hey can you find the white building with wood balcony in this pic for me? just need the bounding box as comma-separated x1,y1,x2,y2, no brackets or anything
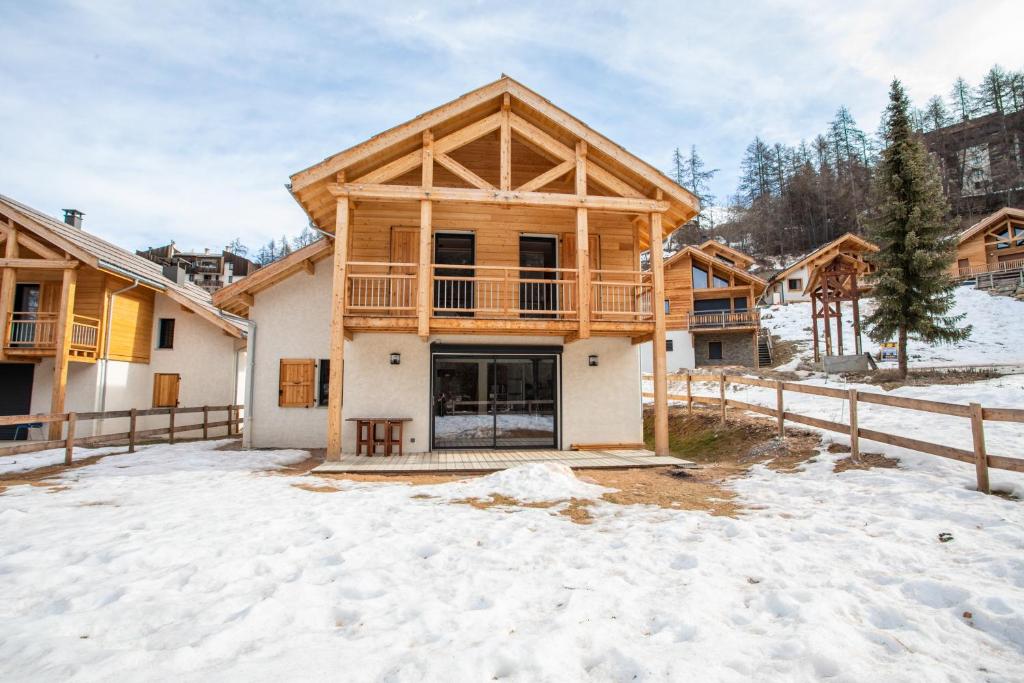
213,77,699,458
0,196,246,441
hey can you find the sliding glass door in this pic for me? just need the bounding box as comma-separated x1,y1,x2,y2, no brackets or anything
432,353,558,449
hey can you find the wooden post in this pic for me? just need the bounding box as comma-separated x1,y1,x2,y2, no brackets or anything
851,272,863,356
128,408,137,453
835,298,844,356
48,267,78,439
418,132,433,338
810,293,820,363
970,402,989,494
719,371,726,424
776,380,785,438
64,412,76,466
0,224,18,362
848,388,859,462
822,290,832,358
202,405,209,440
685,372,692,415
168,407,176,445
500,94,511,191
327,197,351,460
575,141,590,339
228,406,235,436
649,211,669,456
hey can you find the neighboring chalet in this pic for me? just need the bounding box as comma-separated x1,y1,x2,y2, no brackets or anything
136,243,260,293
641,241,766,372
765,233,878,304
213,77,698,458
0,195,246,441
950,207,1024,280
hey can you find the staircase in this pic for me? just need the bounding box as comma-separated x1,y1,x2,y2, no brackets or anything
757,328,773,368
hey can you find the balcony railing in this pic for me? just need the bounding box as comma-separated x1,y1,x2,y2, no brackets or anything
432,264,578,318
955,257,1024,280
4,312,100,359
345,262,418,315
591,269,653,321
687,310,761,330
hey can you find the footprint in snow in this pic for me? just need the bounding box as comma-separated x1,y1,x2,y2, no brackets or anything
670,554,698,570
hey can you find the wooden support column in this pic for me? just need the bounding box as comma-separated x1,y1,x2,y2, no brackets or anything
418,130,434,338
810,293,820,363
0,226,18,361
649,211,669,456
822,290,832,357
835,299,844,355
500,94,511,191
851,273,863,356
48,267,77,440
575,142,591,339
326,197,351,460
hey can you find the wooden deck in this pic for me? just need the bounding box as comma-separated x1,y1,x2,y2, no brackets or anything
312,448,691,474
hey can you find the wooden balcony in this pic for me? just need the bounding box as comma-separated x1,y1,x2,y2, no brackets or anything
4,312,100,360
686,310,760,331
954,257,1024,281
342,262,653,336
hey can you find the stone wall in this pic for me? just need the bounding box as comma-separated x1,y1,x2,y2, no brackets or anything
693,331,756,368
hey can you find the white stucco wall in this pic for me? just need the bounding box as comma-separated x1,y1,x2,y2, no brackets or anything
28,292,241,439
774,265,809,303
639,330,696,374
247,255,645,451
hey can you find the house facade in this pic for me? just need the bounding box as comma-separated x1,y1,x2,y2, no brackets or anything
641,241,765,373
950,207,1024,280
0,196,246,441
213,77,698,457
137,243,260,293
765,233,877,305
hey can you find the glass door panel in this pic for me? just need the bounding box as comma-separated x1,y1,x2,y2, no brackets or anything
519,236,557,318
432,357,492,449
434,233,475,317
494,357,556,448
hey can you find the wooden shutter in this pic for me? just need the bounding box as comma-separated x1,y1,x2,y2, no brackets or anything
389,227,419,310
560,234,600,270
279,359,315,407
152,373,180,408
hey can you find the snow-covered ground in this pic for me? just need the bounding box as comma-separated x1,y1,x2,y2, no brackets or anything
762,285,1024,369
2,439,1024,680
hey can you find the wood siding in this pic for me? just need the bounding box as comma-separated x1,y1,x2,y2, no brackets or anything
107,283,155,362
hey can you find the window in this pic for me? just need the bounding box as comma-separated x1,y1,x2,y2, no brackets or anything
691,265,708,288
152,373,180,408
995,228,1010,249
694,298,731,312
733,297,748,311
279,359,316,407
714,254,735,266
157,319,175,349
666,339,674,352
712,273,730,288
664,299,670,315
787,278,802,291
708,341,723,360
318,359,330,407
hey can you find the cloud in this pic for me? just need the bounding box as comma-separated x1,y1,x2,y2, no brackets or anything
1,0,1020,249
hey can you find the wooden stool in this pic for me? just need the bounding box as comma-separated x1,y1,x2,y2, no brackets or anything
354,419,373,456
384,420,405,456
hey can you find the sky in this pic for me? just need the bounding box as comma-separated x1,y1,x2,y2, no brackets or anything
2,0,1022,253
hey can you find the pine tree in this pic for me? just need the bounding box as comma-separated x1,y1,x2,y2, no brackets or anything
665,146,717,251
923,96,950,131
292,226,318,250
976,65,1009,115
279,235,293,257
864,79,970,378
225,238,248,256
949,77,974,121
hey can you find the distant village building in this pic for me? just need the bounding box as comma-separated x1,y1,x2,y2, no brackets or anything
922,109,1024,224
136,243,259,293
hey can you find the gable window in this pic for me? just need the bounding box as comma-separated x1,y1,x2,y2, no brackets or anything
995,228,1010,249
157,319,175,349
666,339,674,352
787,278,802,291
318,359,330,407
708,341,723,360
691,266,708,289
714,254,735,266
713,273,730,288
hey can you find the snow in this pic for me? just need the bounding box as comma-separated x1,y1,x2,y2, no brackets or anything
761,285,1024,368
435,414,554,439
0,444,126,476
3,437,1024,679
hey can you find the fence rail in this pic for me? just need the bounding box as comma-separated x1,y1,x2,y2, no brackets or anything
0,404,245,465
644,372,1023,494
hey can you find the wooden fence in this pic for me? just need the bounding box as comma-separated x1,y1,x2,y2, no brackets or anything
0,404,245,465
644,372,1024,494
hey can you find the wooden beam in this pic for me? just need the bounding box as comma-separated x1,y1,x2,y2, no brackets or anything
500,94,512,191
15,230,62,259
575,141,590,340
649,211,669,457
351,148,421,185
238,292,255,307
515,159,573,193
300,259,315,275
0,258,78,269
48,268,77,440
0,228,18,361
419,131,434,339
435,152,495,190
422,130,434,189
328,183,670,213
326,198,351,460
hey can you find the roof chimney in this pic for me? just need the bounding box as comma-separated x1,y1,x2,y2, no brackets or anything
63,209,84,228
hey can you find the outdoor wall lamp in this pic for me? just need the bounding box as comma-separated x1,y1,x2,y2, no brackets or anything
588,355,599,367
389,353,401,365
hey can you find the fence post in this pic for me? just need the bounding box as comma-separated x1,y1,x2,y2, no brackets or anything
202,406,209,440
228,406,235,436
128,408,137,453
169,407,176,445
970,402,989,494
64,412,76,466
719,371,726,424
685,373,692,415
848,388,860,463
776,380,785,438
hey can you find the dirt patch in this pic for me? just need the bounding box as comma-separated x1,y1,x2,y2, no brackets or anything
581,467,740,517
849,368,1002,390
450,494,596,524
834,452,900,472
291,482,343,493
0,451,127,494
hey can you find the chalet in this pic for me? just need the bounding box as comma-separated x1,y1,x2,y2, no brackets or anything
213,77,698,458
950,207,1024,280
137,242,260,293
0,195,246,441
641,241,766,372
765,233,878,304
